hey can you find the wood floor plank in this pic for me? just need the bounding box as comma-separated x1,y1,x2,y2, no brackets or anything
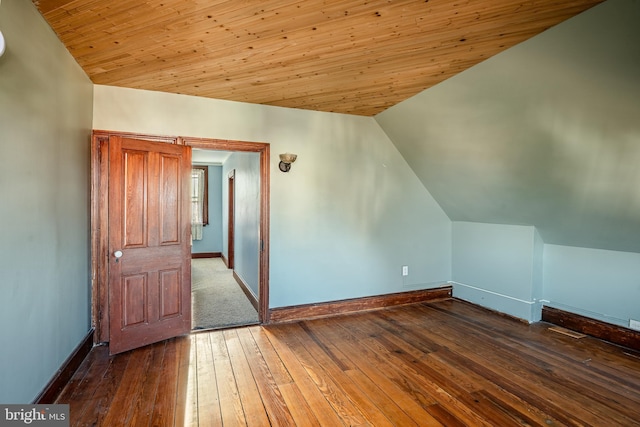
359,337,504,425
127,341,167,427
278,322,377,427
53,344,101,406
181,335,199,427
368,307,567,426
194,333,222,426
100,345,154,426
236,327,296,426
276,382,323,427
54,344,110,423
401,306,591,424
429,300,640,386
326,315,496,427
425,403,471,427
431,302,640,422
246,326,294,386
265,324,346,426
68,349,131,427
414,303,640,426
291,322,395,427
424,350,564,426
149,337,180,427
355,313,483,396
306,317,446,426
248,326,322,426
173,335,197,427
343,369,420,427
223,329,270,426
209,330,247,426
54,299,640,427
407,304,633,426
294,317,420,426
473,388,559,427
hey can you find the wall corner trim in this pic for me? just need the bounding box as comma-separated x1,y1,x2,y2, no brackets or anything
451,281,537,322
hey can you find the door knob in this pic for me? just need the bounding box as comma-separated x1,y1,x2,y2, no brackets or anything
114,250,123,262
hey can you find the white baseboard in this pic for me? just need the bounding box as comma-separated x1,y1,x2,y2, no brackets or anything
450,281,540,323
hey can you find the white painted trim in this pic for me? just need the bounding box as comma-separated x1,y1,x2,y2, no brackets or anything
449,281,535,305
449,281,539,322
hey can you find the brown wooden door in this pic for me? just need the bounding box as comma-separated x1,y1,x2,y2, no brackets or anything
108,136,192,354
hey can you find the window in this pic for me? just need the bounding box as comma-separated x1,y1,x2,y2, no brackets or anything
191,166,208,240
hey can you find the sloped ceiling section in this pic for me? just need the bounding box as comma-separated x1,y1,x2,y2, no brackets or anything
32,0,602,116
376,0,640,253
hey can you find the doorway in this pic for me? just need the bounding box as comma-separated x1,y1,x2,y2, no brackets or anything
190,153,260,331
91,131,271,348
190,256,259,330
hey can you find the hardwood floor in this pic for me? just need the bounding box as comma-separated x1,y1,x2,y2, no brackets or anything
56,299,640,426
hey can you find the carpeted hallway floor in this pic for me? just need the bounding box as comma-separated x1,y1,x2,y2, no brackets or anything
191,258,259,330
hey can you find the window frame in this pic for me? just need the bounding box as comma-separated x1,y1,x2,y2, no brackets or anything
192,165,209,226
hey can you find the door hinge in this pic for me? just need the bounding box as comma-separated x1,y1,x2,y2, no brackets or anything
260,239,264,252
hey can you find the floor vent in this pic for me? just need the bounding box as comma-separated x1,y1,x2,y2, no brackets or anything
548,326,587,339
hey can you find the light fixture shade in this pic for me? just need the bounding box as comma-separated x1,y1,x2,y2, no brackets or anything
279,153,297,164
0,30,5,58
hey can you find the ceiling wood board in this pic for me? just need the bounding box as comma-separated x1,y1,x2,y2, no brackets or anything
33,0,604,116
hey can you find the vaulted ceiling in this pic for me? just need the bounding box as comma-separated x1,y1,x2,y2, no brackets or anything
33,0,603,116
376,0,640,253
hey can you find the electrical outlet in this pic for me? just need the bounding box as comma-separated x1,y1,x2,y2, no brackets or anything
402,266,409,276
629,319,640,331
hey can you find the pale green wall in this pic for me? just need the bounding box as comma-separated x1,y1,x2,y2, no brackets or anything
376,0,640,254
93,85,453,308
452,222,541,321
543,244,640,328
0,0,93,403
222,152,261,297
191,165,223,254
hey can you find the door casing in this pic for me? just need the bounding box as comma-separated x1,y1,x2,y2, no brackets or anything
91,130,271,344
226,169,235,269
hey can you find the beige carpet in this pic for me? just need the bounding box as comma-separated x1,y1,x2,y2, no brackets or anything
191,258,259,330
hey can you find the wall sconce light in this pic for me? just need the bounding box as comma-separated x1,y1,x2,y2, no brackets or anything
0,0,5,58
0,30,5,58
279,153,297,172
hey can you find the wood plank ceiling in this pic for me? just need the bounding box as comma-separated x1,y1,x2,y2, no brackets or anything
33,0,604,116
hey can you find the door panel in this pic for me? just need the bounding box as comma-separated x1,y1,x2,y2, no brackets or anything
160,154,181,244
123,150,147,248
160,268,181,318
122,274,147,327
109,136,191,355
